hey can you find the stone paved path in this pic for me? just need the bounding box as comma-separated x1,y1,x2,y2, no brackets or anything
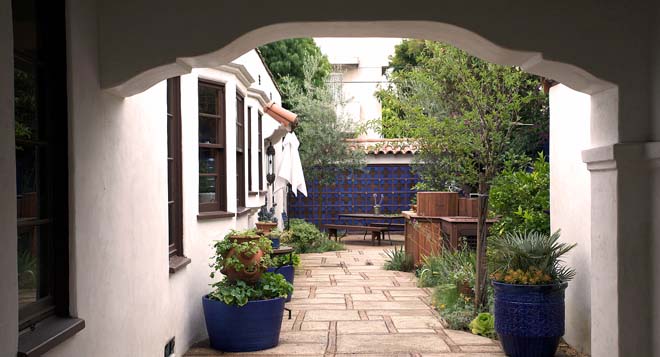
186,235,504,356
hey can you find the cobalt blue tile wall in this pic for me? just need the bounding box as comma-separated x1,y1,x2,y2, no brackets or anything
287,164,419,228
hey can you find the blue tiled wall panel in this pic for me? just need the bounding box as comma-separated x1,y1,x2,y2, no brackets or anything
288,164,419,228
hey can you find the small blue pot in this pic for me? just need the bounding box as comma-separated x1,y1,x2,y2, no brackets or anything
270,237,280,249
493,281,568,357
202,295,285,352
267,265,295,302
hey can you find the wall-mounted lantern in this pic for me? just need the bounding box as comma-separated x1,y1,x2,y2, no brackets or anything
266,140,276,185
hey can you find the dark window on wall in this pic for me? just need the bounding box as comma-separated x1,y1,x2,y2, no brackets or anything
166,78,186,267
247,107,253,192
258,113,264,191
14,0,79,339
236,95,246,208
198,80,227,212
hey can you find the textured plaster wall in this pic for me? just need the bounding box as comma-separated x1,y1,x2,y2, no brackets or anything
549,84,591,354
0,0,18,354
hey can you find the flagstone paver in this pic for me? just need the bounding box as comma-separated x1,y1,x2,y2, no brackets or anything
185,235,504,356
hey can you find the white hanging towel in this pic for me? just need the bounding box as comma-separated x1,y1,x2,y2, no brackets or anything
275,133,307,197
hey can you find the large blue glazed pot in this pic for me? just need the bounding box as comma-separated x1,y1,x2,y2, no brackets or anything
267,265,295,302
202,295,285,352
493,281,568,357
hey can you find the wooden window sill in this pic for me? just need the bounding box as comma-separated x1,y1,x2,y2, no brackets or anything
236,207,251,217
18,316,85,357
197,211,234,220
248,190,268,195
169,255,192,274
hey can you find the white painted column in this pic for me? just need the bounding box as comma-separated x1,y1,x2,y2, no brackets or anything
549,84,591,354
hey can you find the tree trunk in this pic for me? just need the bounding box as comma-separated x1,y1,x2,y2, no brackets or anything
474,179,490,310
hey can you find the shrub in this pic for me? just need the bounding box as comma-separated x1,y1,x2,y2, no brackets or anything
383,246,414,272
418,242,475,288
490,230,576,284
433,283,477,331
285,218,344,253
489,153,550,236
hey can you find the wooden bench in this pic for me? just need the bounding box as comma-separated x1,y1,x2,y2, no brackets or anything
370,222,405,231
322,224,390,245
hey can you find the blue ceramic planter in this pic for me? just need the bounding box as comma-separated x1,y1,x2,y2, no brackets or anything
493,281,568,357
267,265,295,302
202,295,285,352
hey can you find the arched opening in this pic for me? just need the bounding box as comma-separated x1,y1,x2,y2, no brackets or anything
98,21,610,355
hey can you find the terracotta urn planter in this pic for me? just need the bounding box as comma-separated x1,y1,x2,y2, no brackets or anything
221,235,265,283
256,221,277,235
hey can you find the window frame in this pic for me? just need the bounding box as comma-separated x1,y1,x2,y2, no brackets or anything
247,107,252,192
166,77,190,273
236,94,246,208
258,112,264,191
198,80,227,213
14,0,70,331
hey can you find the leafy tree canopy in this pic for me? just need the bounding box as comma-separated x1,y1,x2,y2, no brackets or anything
280,53,365,186
258,38,332,108
376,40,549,193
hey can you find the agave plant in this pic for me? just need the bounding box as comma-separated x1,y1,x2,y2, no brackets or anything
490,230,576,284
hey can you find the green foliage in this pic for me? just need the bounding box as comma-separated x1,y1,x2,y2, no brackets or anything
270,252,301,268
209,272,293,306
376,40,548,191
281,54,365,187
258,38,331,108
433,284,477,330
489,153,550,235
490,230,576,284
383,246,415,272
210,234,273,278
284,218,344,253
418,242,475,288
469,312,496,338
258,202,278,223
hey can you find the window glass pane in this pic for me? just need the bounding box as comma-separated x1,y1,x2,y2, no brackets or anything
168,204,174,246
199,148,216,174
18,225,49,308
14,66,39,141
199,176,217,203
199,117,217,144
16,145,39,220
198,85,217,115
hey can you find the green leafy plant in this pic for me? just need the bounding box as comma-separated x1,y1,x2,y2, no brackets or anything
490,230,576,284
209,272,293,306
210,233,273,278
433,284,477,330
383,246,414,272
489,153,550,236
469,312,495,338
284,218,344,253
418,242,475,288
270,252,301,268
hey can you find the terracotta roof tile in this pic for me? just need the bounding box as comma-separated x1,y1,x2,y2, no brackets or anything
346,138,419,155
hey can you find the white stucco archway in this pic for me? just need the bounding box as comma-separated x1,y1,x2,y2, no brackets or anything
99,19,622,356
93,12,659,354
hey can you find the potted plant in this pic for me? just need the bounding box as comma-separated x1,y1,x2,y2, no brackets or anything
267,251,300,302
256,202,278,234
203,232,293,352
267,228,282,249
490,230,576,357
216,229,268,283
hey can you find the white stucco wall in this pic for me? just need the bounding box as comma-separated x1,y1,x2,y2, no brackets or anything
549,84,591,354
